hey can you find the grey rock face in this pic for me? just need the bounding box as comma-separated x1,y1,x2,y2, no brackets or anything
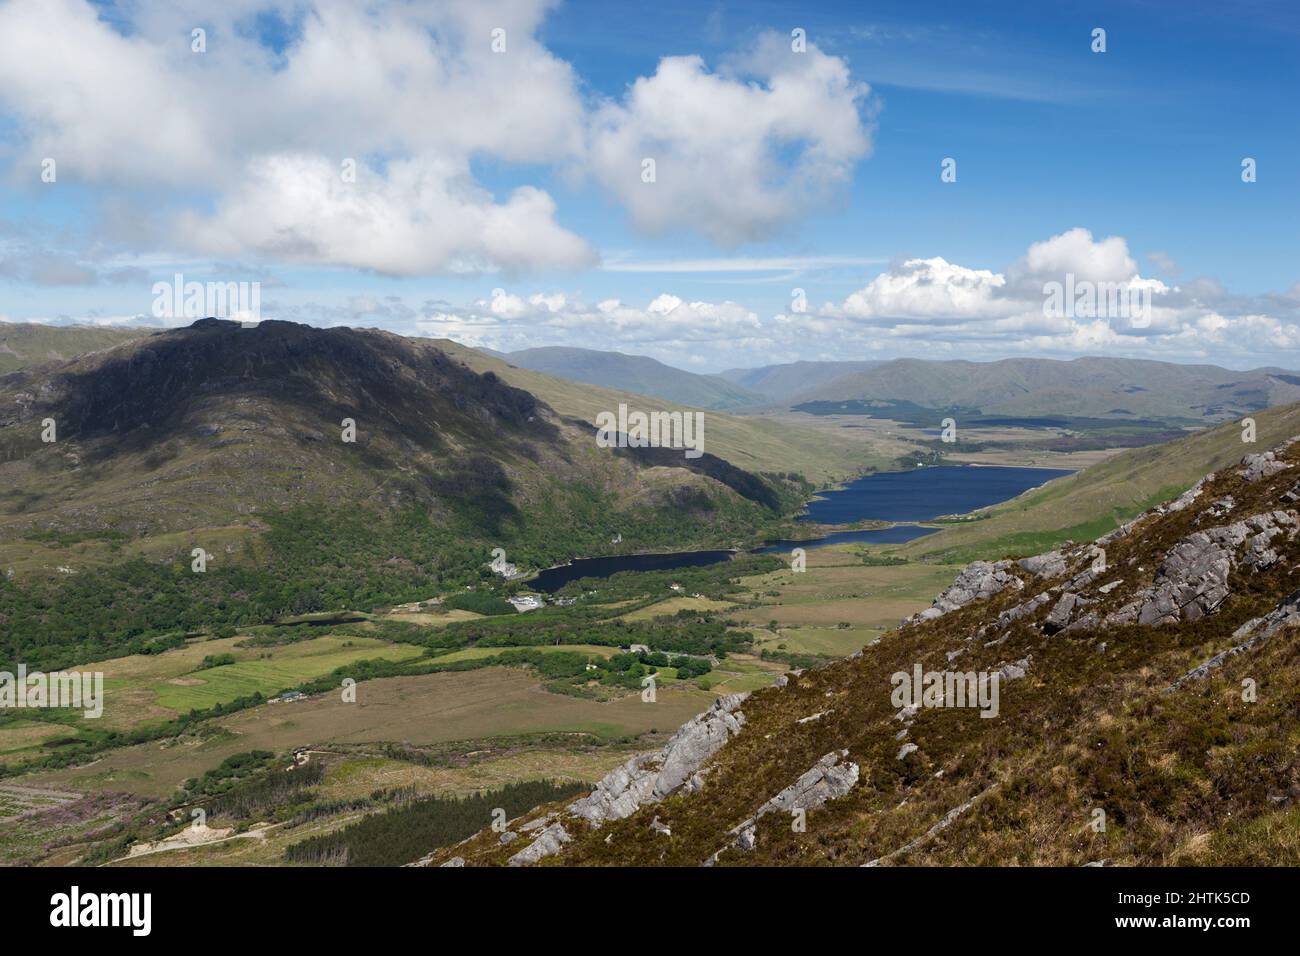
914,560,1023,622
727,751,859,855
1239,452,1289,483
567,693,748,827
440,856,465,867
1044,592,1092,634
1018,550,1067,579
1107,511,1299,627
507,821,570,866
757,751,859,817
897,742,919,760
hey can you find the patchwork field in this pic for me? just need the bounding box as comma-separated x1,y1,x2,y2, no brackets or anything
719,543,961,659
0,633,428,767
20,666,724,798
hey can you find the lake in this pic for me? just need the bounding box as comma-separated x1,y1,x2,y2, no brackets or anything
530,464,1069,592
796,465,1072,524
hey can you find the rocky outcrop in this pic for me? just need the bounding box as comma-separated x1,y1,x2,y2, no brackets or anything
568,693,748,827
1107,511,1298,627
506,821,570,866
1240,451,1289,483
912,560,1023,622
1167,588,1300,691
713,751,859,861
1018,550,1066,579
862,785,999,867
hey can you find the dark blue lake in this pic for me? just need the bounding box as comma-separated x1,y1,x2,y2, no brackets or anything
797,465,1072,524
529,465,1069,592
530,549,736,593
754,525,937,554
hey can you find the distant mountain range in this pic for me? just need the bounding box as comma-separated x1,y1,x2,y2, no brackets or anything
503,346,765,410
717,360,886,402
492,345,1300,427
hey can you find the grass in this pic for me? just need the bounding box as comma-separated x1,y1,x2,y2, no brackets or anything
151,638,424,712
19,667,724,798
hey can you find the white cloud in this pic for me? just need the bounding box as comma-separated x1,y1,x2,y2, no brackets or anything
0,0,592,276
836,257,1007,322
588,32,874,245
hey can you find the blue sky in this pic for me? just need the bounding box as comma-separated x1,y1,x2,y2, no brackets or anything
1,0,1298,370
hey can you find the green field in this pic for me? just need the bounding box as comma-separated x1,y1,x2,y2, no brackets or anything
151,637,425,711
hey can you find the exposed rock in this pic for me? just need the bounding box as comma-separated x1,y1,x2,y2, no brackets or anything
1167,588,1300,691
914,560,1023,622
567,693,747,827
649,816,672,837
863,785,998,866
1018,550,1067,579
724,751,859,856
1062,611,1100,634
1044,592,1092,634
1107,511,1299,627
498,831,519,845
1202,496,1236,521
996,656,1031,681
897,742,919,760
986,590,1055,632
1239,452,1289,483
440,856,465,868
507,821,570,867
1282,483,1300,504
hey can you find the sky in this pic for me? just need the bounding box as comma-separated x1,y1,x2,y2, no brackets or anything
1,0,1298,372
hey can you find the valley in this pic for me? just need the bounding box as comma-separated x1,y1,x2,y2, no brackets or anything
0,320,1296,870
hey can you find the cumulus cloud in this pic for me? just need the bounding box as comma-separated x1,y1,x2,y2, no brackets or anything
0,4,877,275
588,32,874,245
801,228,1300,366
838,257,1006,322
0,0,593,275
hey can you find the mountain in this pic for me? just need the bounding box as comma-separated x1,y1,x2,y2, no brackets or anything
429,340,884,483
787,356,1300,424
433,430,1300,866
0,319,808,668
503,346,766,410
718,360,886,402
0,322,150,374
